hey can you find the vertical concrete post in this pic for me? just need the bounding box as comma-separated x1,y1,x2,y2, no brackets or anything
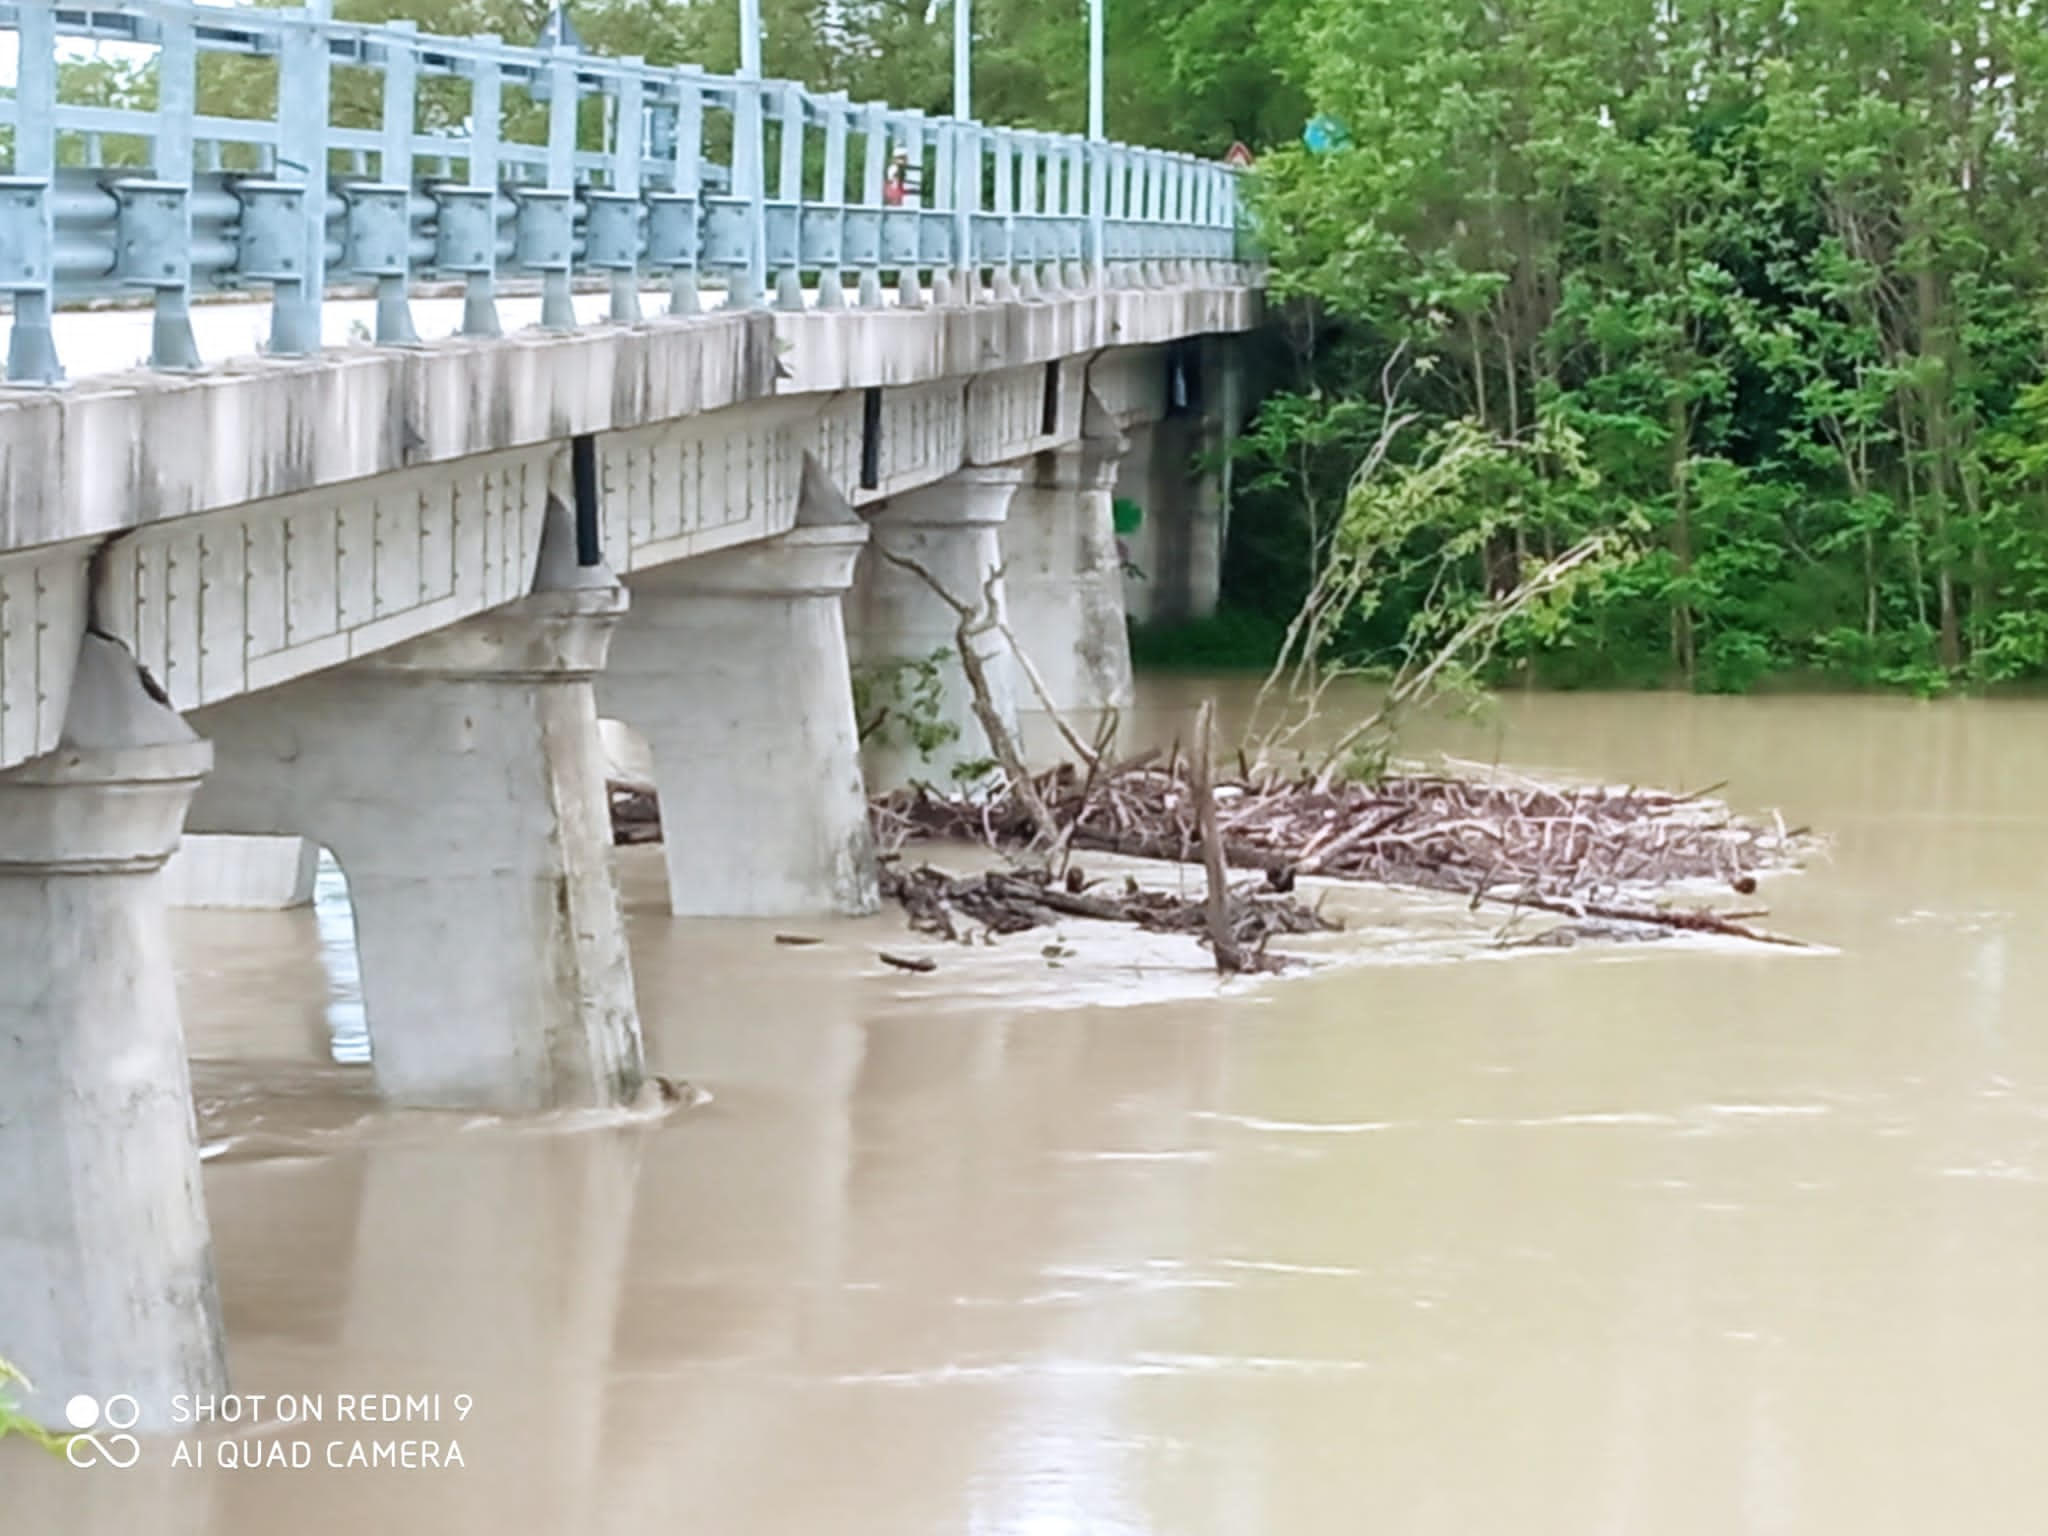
338,586,641,1110
848,469,1022,791
602,460,878,917
0,634,226,1431
1183,422,1227,622
996,434,1136,719
189,568,645,1112
1113,340,1246,629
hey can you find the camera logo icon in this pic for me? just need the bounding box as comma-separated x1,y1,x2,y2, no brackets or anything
64,1394,142,1469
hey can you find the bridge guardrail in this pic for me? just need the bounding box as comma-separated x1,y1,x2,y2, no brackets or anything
0,0,1252,384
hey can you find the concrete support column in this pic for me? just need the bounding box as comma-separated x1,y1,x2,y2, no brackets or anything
0,634,226,1431
603,514,879,918
190,582,644,1112
996,440,1137,719
848,470,1021,790
1181,415,1227,623
1116,415,1226,626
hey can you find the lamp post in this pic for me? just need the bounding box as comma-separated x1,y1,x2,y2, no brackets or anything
1087,0,1105,284
953,0,972,299
955,0,970,120
739,0,761,76
733,0,766,305
1088,0,1103,141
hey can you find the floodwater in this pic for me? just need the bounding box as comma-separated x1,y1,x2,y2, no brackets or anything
8,682,2048,1533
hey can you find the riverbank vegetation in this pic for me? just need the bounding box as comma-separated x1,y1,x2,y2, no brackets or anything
1217,0,2048,696
0,1359,65,1456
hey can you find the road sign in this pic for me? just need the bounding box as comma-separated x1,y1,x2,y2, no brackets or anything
1303,115,1349,154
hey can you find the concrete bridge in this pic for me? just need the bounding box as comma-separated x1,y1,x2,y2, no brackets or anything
0,0,1260,1430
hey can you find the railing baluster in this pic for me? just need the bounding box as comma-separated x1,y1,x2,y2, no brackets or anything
269,0,332,356
990,128,1015,302
364,18,420,343
587,61,647,324
1061,139,1085,292
856,100,886,309
1087,134,1107,291
774,83,806,310
931,115,957,305
1220,165,1236,280
1039,136,1064,295
953,121,977,303
1195,162,1216,278
1102,142,1125,285
521,40,579,329
729,77,767,308
1,0,61,381
817,93,849,310
1171,157,1187,286
1143,150,1164,286
452,38,503,336
128,1,202,370
1173,154,1191,282
661,71,704,314
1013,133,1040,300
896,111,925,309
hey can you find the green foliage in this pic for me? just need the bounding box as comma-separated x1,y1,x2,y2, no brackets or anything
0,1357,67,1458
1228,0,2048,693
1127,607,1289,671
852,651,961,761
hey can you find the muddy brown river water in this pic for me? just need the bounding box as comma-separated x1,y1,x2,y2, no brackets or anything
8,682,2048,1533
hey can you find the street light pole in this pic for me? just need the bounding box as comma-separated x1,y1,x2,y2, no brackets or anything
954,0,970,121
734,0,766,305
953,0,972,299
739,0,762,76
1088,0,1103,142
1087,0,1105,284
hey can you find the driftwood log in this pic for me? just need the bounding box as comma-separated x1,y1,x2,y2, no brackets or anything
878,861,1334,973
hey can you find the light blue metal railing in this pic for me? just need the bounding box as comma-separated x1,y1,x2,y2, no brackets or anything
0,0,1250,384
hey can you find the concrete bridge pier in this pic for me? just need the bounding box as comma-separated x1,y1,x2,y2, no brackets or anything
602,464,879,917
1117,338,1250,627
849,470,1022,791
0,634,227,1430
995,413,1138,722
189,566,645,1113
